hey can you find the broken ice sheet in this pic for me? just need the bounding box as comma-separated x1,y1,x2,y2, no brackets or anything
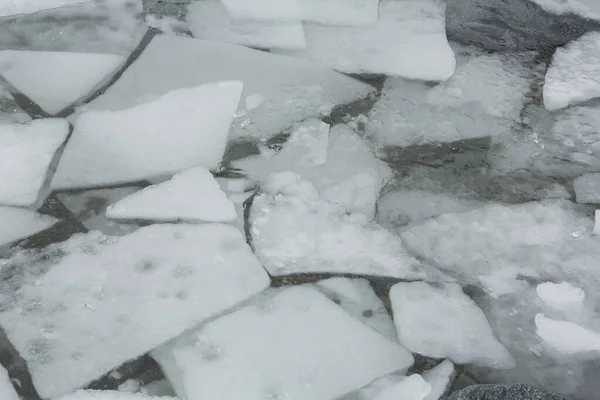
0,364,18,400
390,281,515,369
187,0,306,50
0,0,145,55
79,35,373,140
0,50,125,115
250,172,439,279
0,224,270,398
152,286,413,400
0,119,69,207
543,32,600,111
52,82,242,190
56,390,178,400
0,207,58,247
106,167,237,223
275,0,455,80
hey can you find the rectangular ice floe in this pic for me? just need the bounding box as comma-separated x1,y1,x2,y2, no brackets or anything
0,224,270,398
187,0,306,50
0,365,18,400
81,35,373,140
52,82,242,190
0,119,69,207
152,286,413,400
0,207,57,246
275,0,455,80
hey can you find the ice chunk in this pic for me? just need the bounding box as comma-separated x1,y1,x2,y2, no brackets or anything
536,282,585,310
421,359,456,400
275,0,455,80
594,210,600,235
372,374,431,400
0,0,88,16
314,277,397,341
0,224,270,398
117,380,141,393
0,0,145,55
390,281,515,369
0,83,30,123
52,82,242,190
106,167,237,223
187,0,306,50
250,172,430,279
0,365,18,400
0,207,58,246
152,286,413,400
535,314,600,355
543,32,600,111
0,119,69,207
145,15,187,36
219,0,302,22
574,173,600,204
234,123,391,218
0,50,125,114
530,0,600,21
56,390,178,400
80,35,373,140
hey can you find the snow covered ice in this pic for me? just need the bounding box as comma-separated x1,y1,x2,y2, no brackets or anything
52,82,243,190
421,359,457,400
390,281,515,369
0,50,125,114
0,119,69,207
0,224,269,398
0,364,18,400
0,206,57,246
152,286,413,400
106,167,237,223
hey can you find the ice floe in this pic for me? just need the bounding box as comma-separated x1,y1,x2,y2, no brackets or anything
531,0,600,21
0,207,57,246
0,119,69,207
422,359,457,400
56,390,178,400
574,173,600,203
0,0,89,17
52,82,242,190
0,224,269,398
536,282,585,311
152,286,413,400
372,375,431,400
535,314,600,355
0,365,18,400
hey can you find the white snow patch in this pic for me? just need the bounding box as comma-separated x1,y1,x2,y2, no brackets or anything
0,207,57,246
544,32,600,111
390,281,515,369
0,0,88,17
275,0,454,80
106,167,236,223
536,282,585,310
535,314,600,355
0,224,270,398
0,119,69,207
0,50,124,114
56,390,179,400
0,365,18,400
52,82,242,190
152,286,413,400
574,173,600,204
421,359,456,400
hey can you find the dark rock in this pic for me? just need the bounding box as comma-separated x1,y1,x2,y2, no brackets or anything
446,384,567,400
446,0,600,53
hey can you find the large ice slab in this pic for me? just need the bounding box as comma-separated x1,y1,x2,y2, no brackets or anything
56,390,178,400
0,365,18,400
81,35,373,140
0,50,125,114
275,0,455,80
0,224,270,398
0,119,69,207
106,167,237,223
0,207,58,246
574,173,600,204
390,281,515,369
152,286,413,400
250,172,433,279
543,32,600,111
52,82,242,190
187,0,306,50
531,0,600,21
234,123,392,218
535,314,600,355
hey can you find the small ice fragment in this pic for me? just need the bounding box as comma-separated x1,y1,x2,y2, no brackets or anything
0,207,57,246
373,374,431,400
594,210,600,235
421,359,456,400
0,365,18,400
117,379,140,393
535,313,600,355
536,282,585,310
245,93,265,110
574,173,600,204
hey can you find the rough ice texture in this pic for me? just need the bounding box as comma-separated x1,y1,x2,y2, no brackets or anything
367,48,534,147
152,286,413,400
313,277,397,341
275,0,455,80
574,173,600,203
106,167,237,223
531,0,600,20
0,50,125,114
421,359,456,400
0,364,18,400
80,35,373,140
250,172,434,279
0,207,57,246
52,82,242,190
390,281,515,369
56,390,178,400
0,84,30,123
543,32,600,111
536,282,585,310
0,0,145,55
187,0,306,50
447,384,566,400
234,123,392,218
0,224,270,398
535,314,600,355
0,119,69,207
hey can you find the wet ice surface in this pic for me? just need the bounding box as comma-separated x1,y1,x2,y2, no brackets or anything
2,1,600,400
